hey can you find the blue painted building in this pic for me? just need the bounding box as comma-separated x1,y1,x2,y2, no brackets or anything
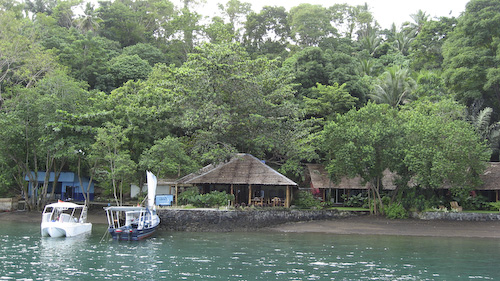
26,172,94,201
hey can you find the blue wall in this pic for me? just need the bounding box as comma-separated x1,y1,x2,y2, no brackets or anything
25,172,94,201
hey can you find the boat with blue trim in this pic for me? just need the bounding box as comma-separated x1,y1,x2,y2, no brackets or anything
104,171,160,241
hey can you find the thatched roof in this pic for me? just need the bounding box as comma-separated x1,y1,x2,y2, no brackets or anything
178,154,297,186
480,162,500,190
306,164,396,190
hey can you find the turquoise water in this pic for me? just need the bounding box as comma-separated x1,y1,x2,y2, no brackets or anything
1,221,499,280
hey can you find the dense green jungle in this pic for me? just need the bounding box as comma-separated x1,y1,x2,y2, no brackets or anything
1,0,499,214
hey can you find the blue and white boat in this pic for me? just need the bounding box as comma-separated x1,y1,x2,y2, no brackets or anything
104,171,160,241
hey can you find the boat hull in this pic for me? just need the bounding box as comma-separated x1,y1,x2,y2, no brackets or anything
108,225,158,241
41,222,92,237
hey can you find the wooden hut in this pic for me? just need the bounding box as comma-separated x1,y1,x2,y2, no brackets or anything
479,162,500,201
305,164,396,204
176,154,297,207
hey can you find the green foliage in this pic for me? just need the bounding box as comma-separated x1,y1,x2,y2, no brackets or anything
442,0,500,110
489,201,500,212
369,65,416,107
385,203,408,219
399,99,489,190
341,193,368,208
178,188,235,208
460,195,489,211
108,54,152,89
1,0,498,211
139,136,198,178
322,103,400,214
293,191,322,209
177,187,200,205
303,83,358,120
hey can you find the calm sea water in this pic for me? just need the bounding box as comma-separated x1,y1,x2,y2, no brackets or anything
1,221,499,280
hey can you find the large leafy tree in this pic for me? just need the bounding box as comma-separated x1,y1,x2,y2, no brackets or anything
410,16,457,71
322,100,490,213
0,10,59,107
398,99,489,201
288,4,337,47
329,3,376,39
442,0,500,112
322,103,401,214
156,42,314,170
0,71,91,210
243,5,290,58
91,122,136,206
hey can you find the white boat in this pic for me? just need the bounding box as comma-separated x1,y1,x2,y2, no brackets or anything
41,201,92,237
104,171,160,241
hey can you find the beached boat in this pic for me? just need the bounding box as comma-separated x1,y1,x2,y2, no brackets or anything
41,201,92,237
104,171,160,241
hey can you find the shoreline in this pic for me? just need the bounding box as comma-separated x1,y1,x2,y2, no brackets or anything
266,216,500,238
2,210,500,238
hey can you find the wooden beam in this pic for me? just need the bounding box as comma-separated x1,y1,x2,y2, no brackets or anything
175,184,178,206
230,184,234,206
285,185,290,208
248,184,252,206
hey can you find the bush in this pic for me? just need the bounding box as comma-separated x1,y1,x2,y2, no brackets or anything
342,193,368,208
460,195,489,211
293,191,322,209
178,187,200,205
385,203,408,219
178,188,234,208
489,201,500,212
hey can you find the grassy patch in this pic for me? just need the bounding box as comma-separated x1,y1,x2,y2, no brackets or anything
331,207,369,212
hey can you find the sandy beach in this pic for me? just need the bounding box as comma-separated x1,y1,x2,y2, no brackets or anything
268,216,500,238
2,210,500,238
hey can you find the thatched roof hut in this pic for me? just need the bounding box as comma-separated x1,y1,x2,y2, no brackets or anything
176,154,297,207
480,162,500,191
306,164,396,190
181,154,297,186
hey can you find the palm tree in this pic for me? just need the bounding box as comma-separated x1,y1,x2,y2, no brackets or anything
469,106,500,154
394,31,414,56
358,27,381,56
75,3,102,33
369,66,416,107
409,10,429,35
357,58,376,76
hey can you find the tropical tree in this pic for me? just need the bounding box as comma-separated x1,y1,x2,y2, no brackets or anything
369,66,416,107
322,103,401,214
218,0,252,40
91,122,137,206
468,105,500,156
329,3,376,39
75,2,102,33
303,83,358,122
442,0,500,110
398,99,489,203
410,16,456,71
243,5,290,58
139,136,198,178
288,4,337,46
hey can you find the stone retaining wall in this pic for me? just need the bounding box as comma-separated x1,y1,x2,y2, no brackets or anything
0,198,18,211
158,209,363,232
413,211,500,221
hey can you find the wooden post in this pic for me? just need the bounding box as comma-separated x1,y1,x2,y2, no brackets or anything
248,184,252,206
497,190,499,202
175,184,178,206
230,184,234,206
285,185,290,208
